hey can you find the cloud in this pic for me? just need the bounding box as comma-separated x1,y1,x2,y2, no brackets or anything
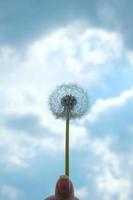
2,0,133,52
3,112,48,136
78,88,133,199
90,137,120,174
85,88,133,155
96,169,132,200
87,88,133,123
0,22,127,92
0,184,24,200
0,130,38,168
75,186,89,200
97,0,133,50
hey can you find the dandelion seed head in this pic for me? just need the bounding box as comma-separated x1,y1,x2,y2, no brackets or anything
49,83,89,119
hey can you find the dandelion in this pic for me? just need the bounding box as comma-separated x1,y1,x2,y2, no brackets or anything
49,83,89,176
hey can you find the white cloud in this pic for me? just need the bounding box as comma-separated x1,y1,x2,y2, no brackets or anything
126,51,133,65
70,125,89,148
90,137,120,174
80,28,123,64
0,185,24,200
0,129,38,168
0,22,126,96
96,169,132,200
87,88,133,123
75,186,89,200
79,87,133,199
82,133,133,200
0,113,89,169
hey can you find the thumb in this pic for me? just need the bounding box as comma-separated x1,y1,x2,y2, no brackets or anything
55,175,74,199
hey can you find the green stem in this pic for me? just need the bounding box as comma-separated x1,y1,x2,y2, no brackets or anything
65,113,69,176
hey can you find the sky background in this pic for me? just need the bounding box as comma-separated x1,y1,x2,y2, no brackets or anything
0,0,133,200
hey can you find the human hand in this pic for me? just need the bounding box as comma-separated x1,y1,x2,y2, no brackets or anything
45,175,79,200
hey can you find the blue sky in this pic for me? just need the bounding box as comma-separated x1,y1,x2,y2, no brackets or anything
0,0,133,199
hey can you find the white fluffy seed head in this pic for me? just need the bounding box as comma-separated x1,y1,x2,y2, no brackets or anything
49,83,89,120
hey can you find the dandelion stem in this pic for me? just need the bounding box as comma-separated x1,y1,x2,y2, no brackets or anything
65,113,69,176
